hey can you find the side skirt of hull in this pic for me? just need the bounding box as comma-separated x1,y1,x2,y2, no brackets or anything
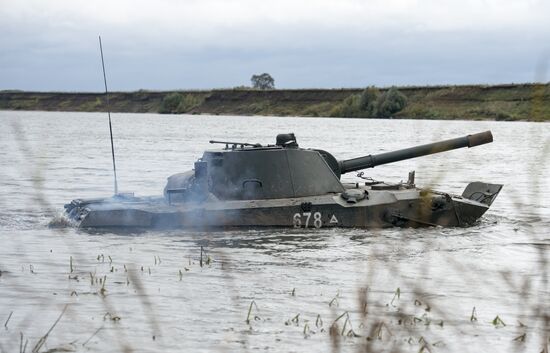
77,198,487,230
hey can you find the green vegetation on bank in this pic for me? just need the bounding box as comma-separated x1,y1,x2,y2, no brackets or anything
1,83,549,121
329,86,408,118
158,93,205,114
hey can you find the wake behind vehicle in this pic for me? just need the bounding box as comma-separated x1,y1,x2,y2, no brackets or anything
64,131,502,229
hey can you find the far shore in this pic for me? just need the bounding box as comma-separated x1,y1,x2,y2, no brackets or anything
1,83,549,122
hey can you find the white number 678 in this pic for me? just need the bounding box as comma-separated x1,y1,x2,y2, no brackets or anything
293,212,322,228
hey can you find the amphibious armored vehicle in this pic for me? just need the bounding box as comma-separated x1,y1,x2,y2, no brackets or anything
65,131,502,229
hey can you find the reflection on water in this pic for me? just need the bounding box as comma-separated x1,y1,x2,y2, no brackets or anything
0,111,548,352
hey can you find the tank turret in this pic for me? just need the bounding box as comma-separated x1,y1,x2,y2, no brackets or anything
164,131,494,202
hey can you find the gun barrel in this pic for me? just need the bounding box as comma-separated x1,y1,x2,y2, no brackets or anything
338,131,493,174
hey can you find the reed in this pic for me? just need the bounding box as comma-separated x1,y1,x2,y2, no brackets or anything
245,300,259,325
4,311,13,329
31,305,68,353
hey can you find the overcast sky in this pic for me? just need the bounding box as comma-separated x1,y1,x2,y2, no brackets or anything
1,0,549,91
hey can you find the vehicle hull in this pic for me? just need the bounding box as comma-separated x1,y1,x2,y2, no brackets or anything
65,182,502,230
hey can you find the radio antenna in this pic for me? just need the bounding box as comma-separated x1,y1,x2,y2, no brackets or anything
99,35,118,195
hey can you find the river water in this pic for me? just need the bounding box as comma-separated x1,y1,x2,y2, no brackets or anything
0,111,548,353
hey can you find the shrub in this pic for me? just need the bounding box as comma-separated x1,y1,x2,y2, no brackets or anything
332,86,407,118
332,94,370,118
176,94,203,113
159,93,183,114
376,86,407,118
359,86,379,115
159,93,204,114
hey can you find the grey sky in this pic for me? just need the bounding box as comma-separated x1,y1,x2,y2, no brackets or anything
1,0,549,91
